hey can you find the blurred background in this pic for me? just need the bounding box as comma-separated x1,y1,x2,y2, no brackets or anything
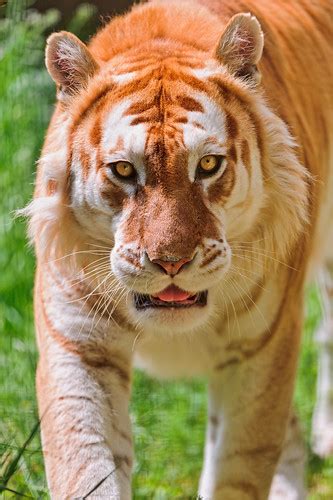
0,0,332,497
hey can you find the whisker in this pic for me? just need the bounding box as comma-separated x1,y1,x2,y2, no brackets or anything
229,262,264,277
81,275,124,338
72,272,116,341
59,264,112,296
218,282,241,339
231,248,298,271
228,238,266,246
132,329,143,351
48,249,110,264
225,275,256,330
227,274,270,334
62,275,115,305
87,243,113,250
229,265,267,293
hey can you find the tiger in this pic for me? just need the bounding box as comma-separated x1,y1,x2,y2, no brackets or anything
24,0,333,497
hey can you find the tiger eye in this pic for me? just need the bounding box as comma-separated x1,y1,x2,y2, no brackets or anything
196,154,226,179
199,155,218,171
113,161,135,178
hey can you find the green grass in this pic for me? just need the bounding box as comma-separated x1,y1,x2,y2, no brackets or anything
0,3,332,498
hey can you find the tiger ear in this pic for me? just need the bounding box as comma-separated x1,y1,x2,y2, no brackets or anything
45,31,98,102
215,13,264,85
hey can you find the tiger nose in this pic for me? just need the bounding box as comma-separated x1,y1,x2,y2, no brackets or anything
153,257,192,276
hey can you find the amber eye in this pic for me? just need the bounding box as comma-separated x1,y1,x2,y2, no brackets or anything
197,155,225,178
110,161,136,180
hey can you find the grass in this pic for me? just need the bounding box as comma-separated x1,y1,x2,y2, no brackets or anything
0,2,332,498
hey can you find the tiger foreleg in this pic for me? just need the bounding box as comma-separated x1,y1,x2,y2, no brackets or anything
200,411,307,500
199,311,302,499
269,411,306,500
36,317,133,499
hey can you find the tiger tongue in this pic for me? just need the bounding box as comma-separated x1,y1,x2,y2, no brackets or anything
153,285,192,302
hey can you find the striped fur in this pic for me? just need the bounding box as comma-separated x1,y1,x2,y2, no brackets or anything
24,0,333,498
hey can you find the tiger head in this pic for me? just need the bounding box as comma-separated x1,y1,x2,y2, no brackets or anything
29,3,308,334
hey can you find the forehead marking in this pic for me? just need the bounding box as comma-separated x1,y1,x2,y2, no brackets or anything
175,95,204,113
241,139,251,173
209,76,265,164
90,112,102,147
101,100,147,151
182,92,227,151
118,67,207,183
72,84,114,130
225,111,239,139
229,144,237,163
79,147,91,178
112,71,137,84
124,69,205,128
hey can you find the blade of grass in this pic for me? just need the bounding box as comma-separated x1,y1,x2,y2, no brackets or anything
1,419,40,488
0,485,32,498
82,466,119,499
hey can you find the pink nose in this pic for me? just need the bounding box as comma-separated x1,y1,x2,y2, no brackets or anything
153,257,192,276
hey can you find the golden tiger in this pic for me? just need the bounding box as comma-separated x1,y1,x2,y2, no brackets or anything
25,0,333,497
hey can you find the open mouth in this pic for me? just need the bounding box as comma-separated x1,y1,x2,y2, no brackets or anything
134,284,208,310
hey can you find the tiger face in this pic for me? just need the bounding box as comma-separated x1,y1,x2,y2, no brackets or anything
70,59,265,330
33,11,307,334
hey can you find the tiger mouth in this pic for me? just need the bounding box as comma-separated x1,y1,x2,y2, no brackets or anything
134,287,208,310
